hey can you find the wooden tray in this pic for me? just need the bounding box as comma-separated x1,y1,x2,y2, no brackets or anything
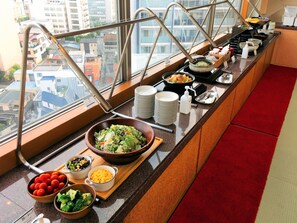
56,137,163,200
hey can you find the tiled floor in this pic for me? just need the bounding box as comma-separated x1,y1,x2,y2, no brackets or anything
255,79,297,223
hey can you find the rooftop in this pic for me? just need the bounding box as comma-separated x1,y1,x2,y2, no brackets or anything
34,65,62,71
41,91,67,107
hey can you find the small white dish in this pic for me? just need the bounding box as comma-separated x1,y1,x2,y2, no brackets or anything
195,90,218,104
216,73,233,84
85,165,118,192
63,155,93,180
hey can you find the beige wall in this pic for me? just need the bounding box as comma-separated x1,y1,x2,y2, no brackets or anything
246,0,297,23
271,28,297,68
263,0,297,22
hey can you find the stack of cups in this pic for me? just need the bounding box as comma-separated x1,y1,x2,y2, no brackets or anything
134,85,157,119
154,92,179,125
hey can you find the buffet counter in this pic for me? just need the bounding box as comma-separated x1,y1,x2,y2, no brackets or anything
0,33,279,223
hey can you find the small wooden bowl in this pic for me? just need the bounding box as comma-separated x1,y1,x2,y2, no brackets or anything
54,184,96,220
27,171,69,203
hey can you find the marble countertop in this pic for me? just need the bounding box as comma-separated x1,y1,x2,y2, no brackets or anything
0,33,279,223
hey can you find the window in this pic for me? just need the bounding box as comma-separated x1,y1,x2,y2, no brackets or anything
0,0,243,157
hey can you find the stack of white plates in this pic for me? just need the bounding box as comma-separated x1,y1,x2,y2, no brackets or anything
134,85,157,119
154,91,179,126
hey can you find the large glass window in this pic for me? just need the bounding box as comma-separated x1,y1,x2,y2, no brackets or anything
0,0,242,144
130,0,243,74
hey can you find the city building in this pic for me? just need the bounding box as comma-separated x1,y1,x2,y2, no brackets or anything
80,38,100,56
0,1,22,73
18,31,51,64
87,0,106,26
44,0,69,34
65,0,90,32
84,53,101,86
69,50,85,71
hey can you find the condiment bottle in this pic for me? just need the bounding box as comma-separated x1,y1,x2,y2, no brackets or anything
241,42,249,59
180,86,192,114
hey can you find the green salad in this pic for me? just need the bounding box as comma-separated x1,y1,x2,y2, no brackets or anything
94,124,147,153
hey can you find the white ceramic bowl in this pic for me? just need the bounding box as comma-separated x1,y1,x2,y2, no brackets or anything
85,165,118,192
64,155,92,180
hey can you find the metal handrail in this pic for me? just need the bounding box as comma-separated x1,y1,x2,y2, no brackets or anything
212,0,235,39
189,0,216,53
248,0,263,18
134,2,218,86
107,7,198,99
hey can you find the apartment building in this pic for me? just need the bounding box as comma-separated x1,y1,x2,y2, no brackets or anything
65,0,90,31
44,0,69,34
87,0,106,26
0,1,22,73
84,54,101,86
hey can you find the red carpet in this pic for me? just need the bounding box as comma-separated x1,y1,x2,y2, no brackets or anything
169,65,296,223
232,65,297,136
168,125,277,223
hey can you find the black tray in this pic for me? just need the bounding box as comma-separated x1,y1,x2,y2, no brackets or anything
182,66,223,84
155,81,207,104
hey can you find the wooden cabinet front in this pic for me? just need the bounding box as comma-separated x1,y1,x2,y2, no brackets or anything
198,90,235,171
231,66,255,119
124,130,201,223
251,52,266,90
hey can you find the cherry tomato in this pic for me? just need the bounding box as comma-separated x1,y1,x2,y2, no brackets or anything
33,190,38,196
52,171,59,176
53,188,59,193
34,183,40,190
46,178,51,185
46,185,53,194
39,182,47,190
39,174,50,182
44,173,51,178
37,189,45,196
51,179,59,188
51,174,59,181
58,174,67,182
34,177,41,184
58,182,65,189
29,183,35,191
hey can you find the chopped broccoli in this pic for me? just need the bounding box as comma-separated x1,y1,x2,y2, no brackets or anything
57,189,93,213
66,189,78,201
72,198,84,212
60,201,75,212
57,193,71,204
82,193,93,206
